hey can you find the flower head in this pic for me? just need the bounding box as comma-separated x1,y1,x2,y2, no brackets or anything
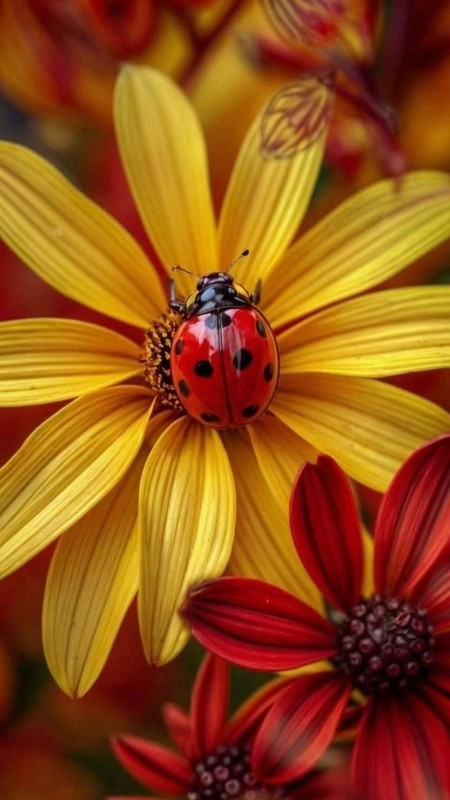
0,65,450,695
185,435,450,800
110,653,350,800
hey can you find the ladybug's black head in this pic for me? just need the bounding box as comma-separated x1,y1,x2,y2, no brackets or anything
195,272,233,291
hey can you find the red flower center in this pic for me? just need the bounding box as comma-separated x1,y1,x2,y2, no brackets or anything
335,594,435,695
188,743,278,800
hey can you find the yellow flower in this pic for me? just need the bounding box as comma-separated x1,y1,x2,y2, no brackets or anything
0,66,450,697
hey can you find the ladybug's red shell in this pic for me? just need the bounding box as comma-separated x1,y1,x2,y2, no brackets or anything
171,307,279,428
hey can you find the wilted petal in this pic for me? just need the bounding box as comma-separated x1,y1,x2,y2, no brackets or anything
42,446,148,697
0,318,141,405
264,171,450,328
185,577,338,671
272,374,450,490
0,142,165,327
353,693,449,800
139,418,236,665
374,435,450,599
261,77,334,159
0,387,152,577
253,672,351,783
290,457,363,613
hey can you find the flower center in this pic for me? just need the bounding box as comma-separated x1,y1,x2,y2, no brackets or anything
143,310,183,411
188,743,281,800
335,594,434,695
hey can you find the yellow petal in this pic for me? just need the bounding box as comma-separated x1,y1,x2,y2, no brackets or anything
247,413,316,508
115,65,218,292
138,417,236,665
0,142,165,327
361,528,375,599
0,318,142,406
223,429,323,612
272,374,450,490
0,387,152,577
264,171,450,327
279,287,450,376
42,445,149,698
218,112,326,294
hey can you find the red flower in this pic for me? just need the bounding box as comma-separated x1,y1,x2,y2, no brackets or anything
110,654,349,800
184,436,450,800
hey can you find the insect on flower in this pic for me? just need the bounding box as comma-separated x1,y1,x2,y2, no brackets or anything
167,251,280,428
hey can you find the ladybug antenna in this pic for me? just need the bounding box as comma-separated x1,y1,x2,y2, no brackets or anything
172,265,201,278
226,249,250,273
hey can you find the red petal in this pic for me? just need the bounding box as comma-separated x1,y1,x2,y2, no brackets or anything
290,457,363,613
184,577,338,671
162,703,191,755
111,735,189,793
188,654,230,760
413,555,450,632
253,672,350,784
226,677,292,744
374,434,450,598
353,693,450,800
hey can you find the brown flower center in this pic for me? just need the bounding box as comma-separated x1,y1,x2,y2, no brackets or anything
143,310,183,411
335,594,434,695
188,743,282,800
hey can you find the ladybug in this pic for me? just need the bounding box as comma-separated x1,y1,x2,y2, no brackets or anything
169,254,279,429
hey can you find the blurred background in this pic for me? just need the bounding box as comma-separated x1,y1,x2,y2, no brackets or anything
0,0,449,796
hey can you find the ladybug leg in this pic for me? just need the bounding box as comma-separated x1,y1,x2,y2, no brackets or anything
168,278,185,313
251,279,262,305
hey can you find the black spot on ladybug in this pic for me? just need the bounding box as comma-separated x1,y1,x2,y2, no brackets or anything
242,404,259,418
178,379,190,397
256,319,267,338
175,339,183,355
221,313,232,327
201,412,221,423
195,360,214,378
263,363,274,382
232,348,253,371
205,315,218,329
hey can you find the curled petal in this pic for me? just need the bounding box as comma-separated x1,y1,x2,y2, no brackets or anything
290,457,363,613
138,418,236,666
353,693,450,800
184,577,338,671
111,735,189,794
253,672,351,784
374,434,450,599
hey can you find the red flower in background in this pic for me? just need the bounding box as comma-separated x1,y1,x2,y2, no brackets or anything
111,654,350,800
184,436,450,800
